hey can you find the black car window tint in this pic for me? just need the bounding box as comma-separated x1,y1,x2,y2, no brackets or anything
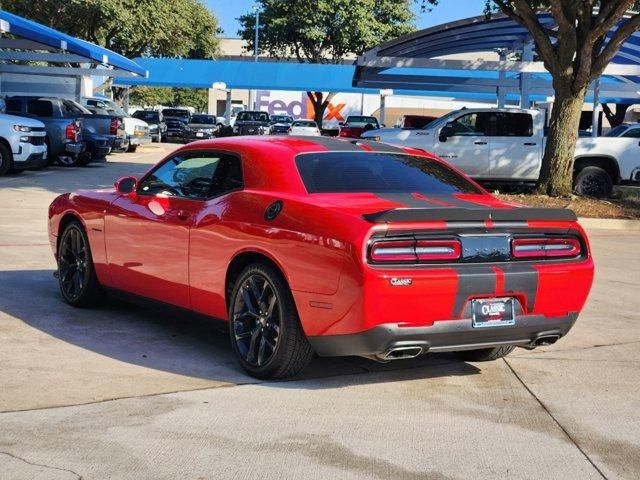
27,100,54,117
209,155,244,197
296,152,481,195
5,98,21,112
451,113,485,136
138,154,222,200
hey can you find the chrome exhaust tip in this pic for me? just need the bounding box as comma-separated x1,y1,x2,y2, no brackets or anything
377,345,424,361
531,334,560,347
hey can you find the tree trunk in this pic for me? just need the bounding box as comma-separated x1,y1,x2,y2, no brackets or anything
536,84,588,197
306,92,337,129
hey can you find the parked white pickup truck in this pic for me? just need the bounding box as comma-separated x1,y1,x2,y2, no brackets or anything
362,108,640,197
0,98,47,176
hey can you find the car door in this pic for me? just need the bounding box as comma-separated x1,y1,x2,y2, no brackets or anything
104,151,222,308
488,112,540,180
430,111,491,177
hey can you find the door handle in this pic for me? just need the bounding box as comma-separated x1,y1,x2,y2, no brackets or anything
474,141,488,145
524,142,537,146
177,210,191,221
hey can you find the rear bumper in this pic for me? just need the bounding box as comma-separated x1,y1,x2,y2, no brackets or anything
64,142,84,155
308,313,577,358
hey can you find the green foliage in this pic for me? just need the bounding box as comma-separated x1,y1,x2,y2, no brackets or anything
130,87,208,112
4,0,220,59
238,0,415,63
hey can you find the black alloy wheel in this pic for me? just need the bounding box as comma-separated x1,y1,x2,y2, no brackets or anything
0,143,12,176
574,166,613,198
57,221,102,307
229,263,314,379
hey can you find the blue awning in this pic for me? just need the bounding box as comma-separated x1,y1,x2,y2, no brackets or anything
0,10,146,76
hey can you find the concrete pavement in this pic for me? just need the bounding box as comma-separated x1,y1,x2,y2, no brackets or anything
0,145,638,479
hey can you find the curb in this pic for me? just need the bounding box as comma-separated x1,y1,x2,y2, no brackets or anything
578,217,640,231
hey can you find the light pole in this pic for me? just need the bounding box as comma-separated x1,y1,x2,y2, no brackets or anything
248,5,260,110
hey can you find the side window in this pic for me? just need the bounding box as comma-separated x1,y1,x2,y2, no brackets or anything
27,100,53,117
494,113,533,137
138,152,242,200
450,113,485,136
5,98,21,113
622,129,640,138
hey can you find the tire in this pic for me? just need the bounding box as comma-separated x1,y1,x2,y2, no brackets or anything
127,144,138,153
0,142,12,176
57,154,78,167
458,345,515,362
574,166,613,198
228,263,314,379
57,221,103,307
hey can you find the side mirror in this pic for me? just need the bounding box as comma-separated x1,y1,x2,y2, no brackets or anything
439,123,454,142
114,176,137,194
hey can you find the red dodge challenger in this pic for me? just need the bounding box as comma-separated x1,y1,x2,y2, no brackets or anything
48,136,594,379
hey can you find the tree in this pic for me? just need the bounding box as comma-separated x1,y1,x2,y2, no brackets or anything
238,0,414,127
130,86,209,111
4,0,220,100
602,102,633,127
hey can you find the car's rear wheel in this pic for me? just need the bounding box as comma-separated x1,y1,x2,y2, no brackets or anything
57,221,103,307
229,263,314,379
458,345,515,362
0,143,13,176
127,144,138,153
57,154,78,167
574,166,613,197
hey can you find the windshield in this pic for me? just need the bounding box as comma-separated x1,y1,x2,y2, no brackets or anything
296,152,481,194
345,116,379,127
237,111,269,122
605,125,629,137
133,111,160,122
190,115,215,124
270,115,293,123
163,109,190,118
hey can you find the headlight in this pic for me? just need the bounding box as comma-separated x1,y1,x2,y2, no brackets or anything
203,128,214,133
134,125,147,132
13,125,33,132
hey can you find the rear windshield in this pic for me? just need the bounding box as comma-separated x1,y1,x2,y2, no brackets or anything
292,121,317,127
271,115,293,123
163,109,190,117
190,115,215,124
345,116,379,127
295,152,481,194
134,111,160,121
237,111,269,122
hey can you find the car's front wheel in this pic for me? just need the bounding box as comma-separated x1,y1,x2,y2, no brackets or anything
229,263,314,379
57,221,103,307
574,166,613,197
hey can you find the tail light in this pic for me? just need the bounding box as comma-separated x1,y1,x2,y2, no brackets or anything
65,121,79,141
338,130,347,137
512,237,581,259
110,117,121,135
369,239,461,264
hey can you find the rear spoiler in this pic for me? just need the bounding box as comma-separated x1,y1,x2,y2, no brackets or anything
362,207,577,223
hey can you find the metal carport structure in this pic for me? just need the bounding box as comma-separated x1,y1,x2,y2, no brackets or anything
353,12,640,135
0,10,147,100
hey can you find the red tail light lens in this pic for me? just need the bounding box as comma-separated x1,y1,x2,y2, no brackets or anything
415,240,461,261
512,237,581,259
110,117,119,135
65,122,79,141
370,239,461,263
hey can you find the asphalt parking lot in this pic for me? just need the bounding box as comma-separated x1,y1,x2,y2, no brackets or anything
1,144,639,480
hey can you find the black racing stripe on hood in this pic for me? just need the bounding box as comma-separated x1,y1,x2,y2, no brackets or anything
502,264,539,312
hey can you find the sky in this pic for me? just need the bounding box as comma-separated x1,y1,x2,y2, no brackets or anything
204,0,488,38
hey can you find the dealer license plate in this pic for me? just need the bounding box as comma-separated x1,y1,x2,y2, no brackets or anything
471,297,515,328
196,132,204,137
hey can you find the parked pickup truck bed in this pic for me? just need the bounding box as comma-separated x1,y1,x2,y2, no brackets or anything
6,96,121,166
362,107,640,197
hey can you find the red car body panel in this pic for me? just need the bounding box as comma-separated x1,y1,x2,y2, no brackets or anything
48,136,594,357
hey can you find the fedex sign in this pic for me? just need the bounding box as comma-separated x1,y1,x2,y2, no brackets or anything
255,90,355,125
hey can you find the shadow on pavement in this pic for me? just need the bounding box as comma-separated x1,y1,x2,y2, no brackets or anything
0,269,480,389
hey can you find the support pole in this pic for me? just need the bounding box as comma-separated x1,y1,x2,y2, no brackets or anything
225,89,232,125
123,85,130,114
520,41,533,108
74,76,82,103
497,51,507,108
380,94,386,126
592,78,600,137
